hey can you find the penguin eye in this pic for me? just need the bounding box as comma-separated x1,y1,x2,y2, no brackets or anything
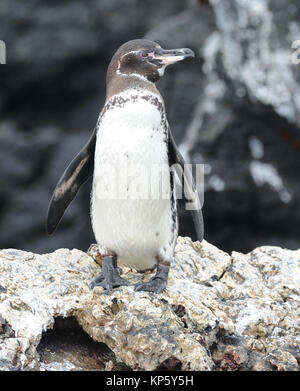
141,51,148,58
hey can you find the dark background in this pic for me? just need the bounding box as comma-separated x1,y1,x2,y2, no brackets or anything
0,0,299,254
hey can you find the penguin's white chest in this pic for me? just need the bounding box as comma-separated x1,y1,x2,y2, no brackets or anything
91,92,176,271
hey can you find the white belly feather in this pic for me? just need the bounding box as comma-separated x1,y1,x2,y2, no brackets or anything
91,90,177,271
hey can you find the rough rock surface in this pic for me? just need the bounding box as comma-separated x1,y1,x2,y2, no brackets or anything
0,237,299,371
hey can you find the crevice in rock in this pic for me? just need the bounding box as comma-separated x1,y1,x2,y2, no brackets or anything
217,255,234,281
0,315,15,338
171,304,189,328
209,328,248,371
156,356,182,371
36,316,130,371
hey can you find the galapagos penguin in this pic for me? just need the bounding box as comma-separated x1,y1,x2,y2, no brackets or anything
47,39,204,293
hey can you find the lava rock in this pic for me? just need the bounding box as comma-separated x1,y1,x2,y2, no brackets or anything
0,237,299,371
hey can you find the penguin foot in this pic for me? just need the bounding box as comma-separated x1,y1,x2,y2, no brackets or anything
134,264,169,294
89,255,129,292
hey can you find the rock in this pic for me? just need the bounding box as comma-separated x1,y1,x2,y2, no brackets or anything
208,0,300,126
176,0,300,252
0,237,299,371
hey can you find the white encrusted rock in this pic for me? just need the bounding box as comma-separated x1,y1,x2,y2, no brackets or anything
0,237,299,371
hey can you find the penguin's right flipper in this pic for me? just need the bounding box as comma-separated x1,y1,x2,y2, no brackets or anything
47,128,97,234
168,128,204,242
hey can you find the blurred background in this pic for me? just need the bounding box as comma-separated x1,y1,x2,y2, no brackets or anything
0,0,299,255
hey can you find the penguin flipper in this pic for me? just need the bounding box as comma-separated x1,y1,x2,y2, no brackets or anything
168,128,204,242
47,128,97,234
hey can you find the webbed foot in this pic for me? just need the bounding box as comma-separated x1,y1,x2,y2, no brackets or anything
134,264,169,294
89,255,130,292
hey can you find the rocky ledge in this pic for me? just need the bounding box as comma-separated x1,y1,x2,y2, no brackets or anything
0,237,299,371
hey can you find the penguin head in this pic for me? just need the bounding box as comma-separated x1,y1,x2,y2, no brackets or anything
107,39,195,84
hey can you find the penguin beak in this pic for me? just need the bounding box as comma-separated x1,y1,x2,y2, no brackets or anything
148,47,195,66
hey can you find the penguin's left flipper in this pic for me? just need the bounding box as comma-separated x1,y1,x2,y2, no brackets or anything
89,255,130,292
168,127,204,242
47,128,97,234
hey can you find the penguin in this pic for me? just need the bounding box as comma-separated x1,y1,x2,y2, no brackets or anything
47,39,204,293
